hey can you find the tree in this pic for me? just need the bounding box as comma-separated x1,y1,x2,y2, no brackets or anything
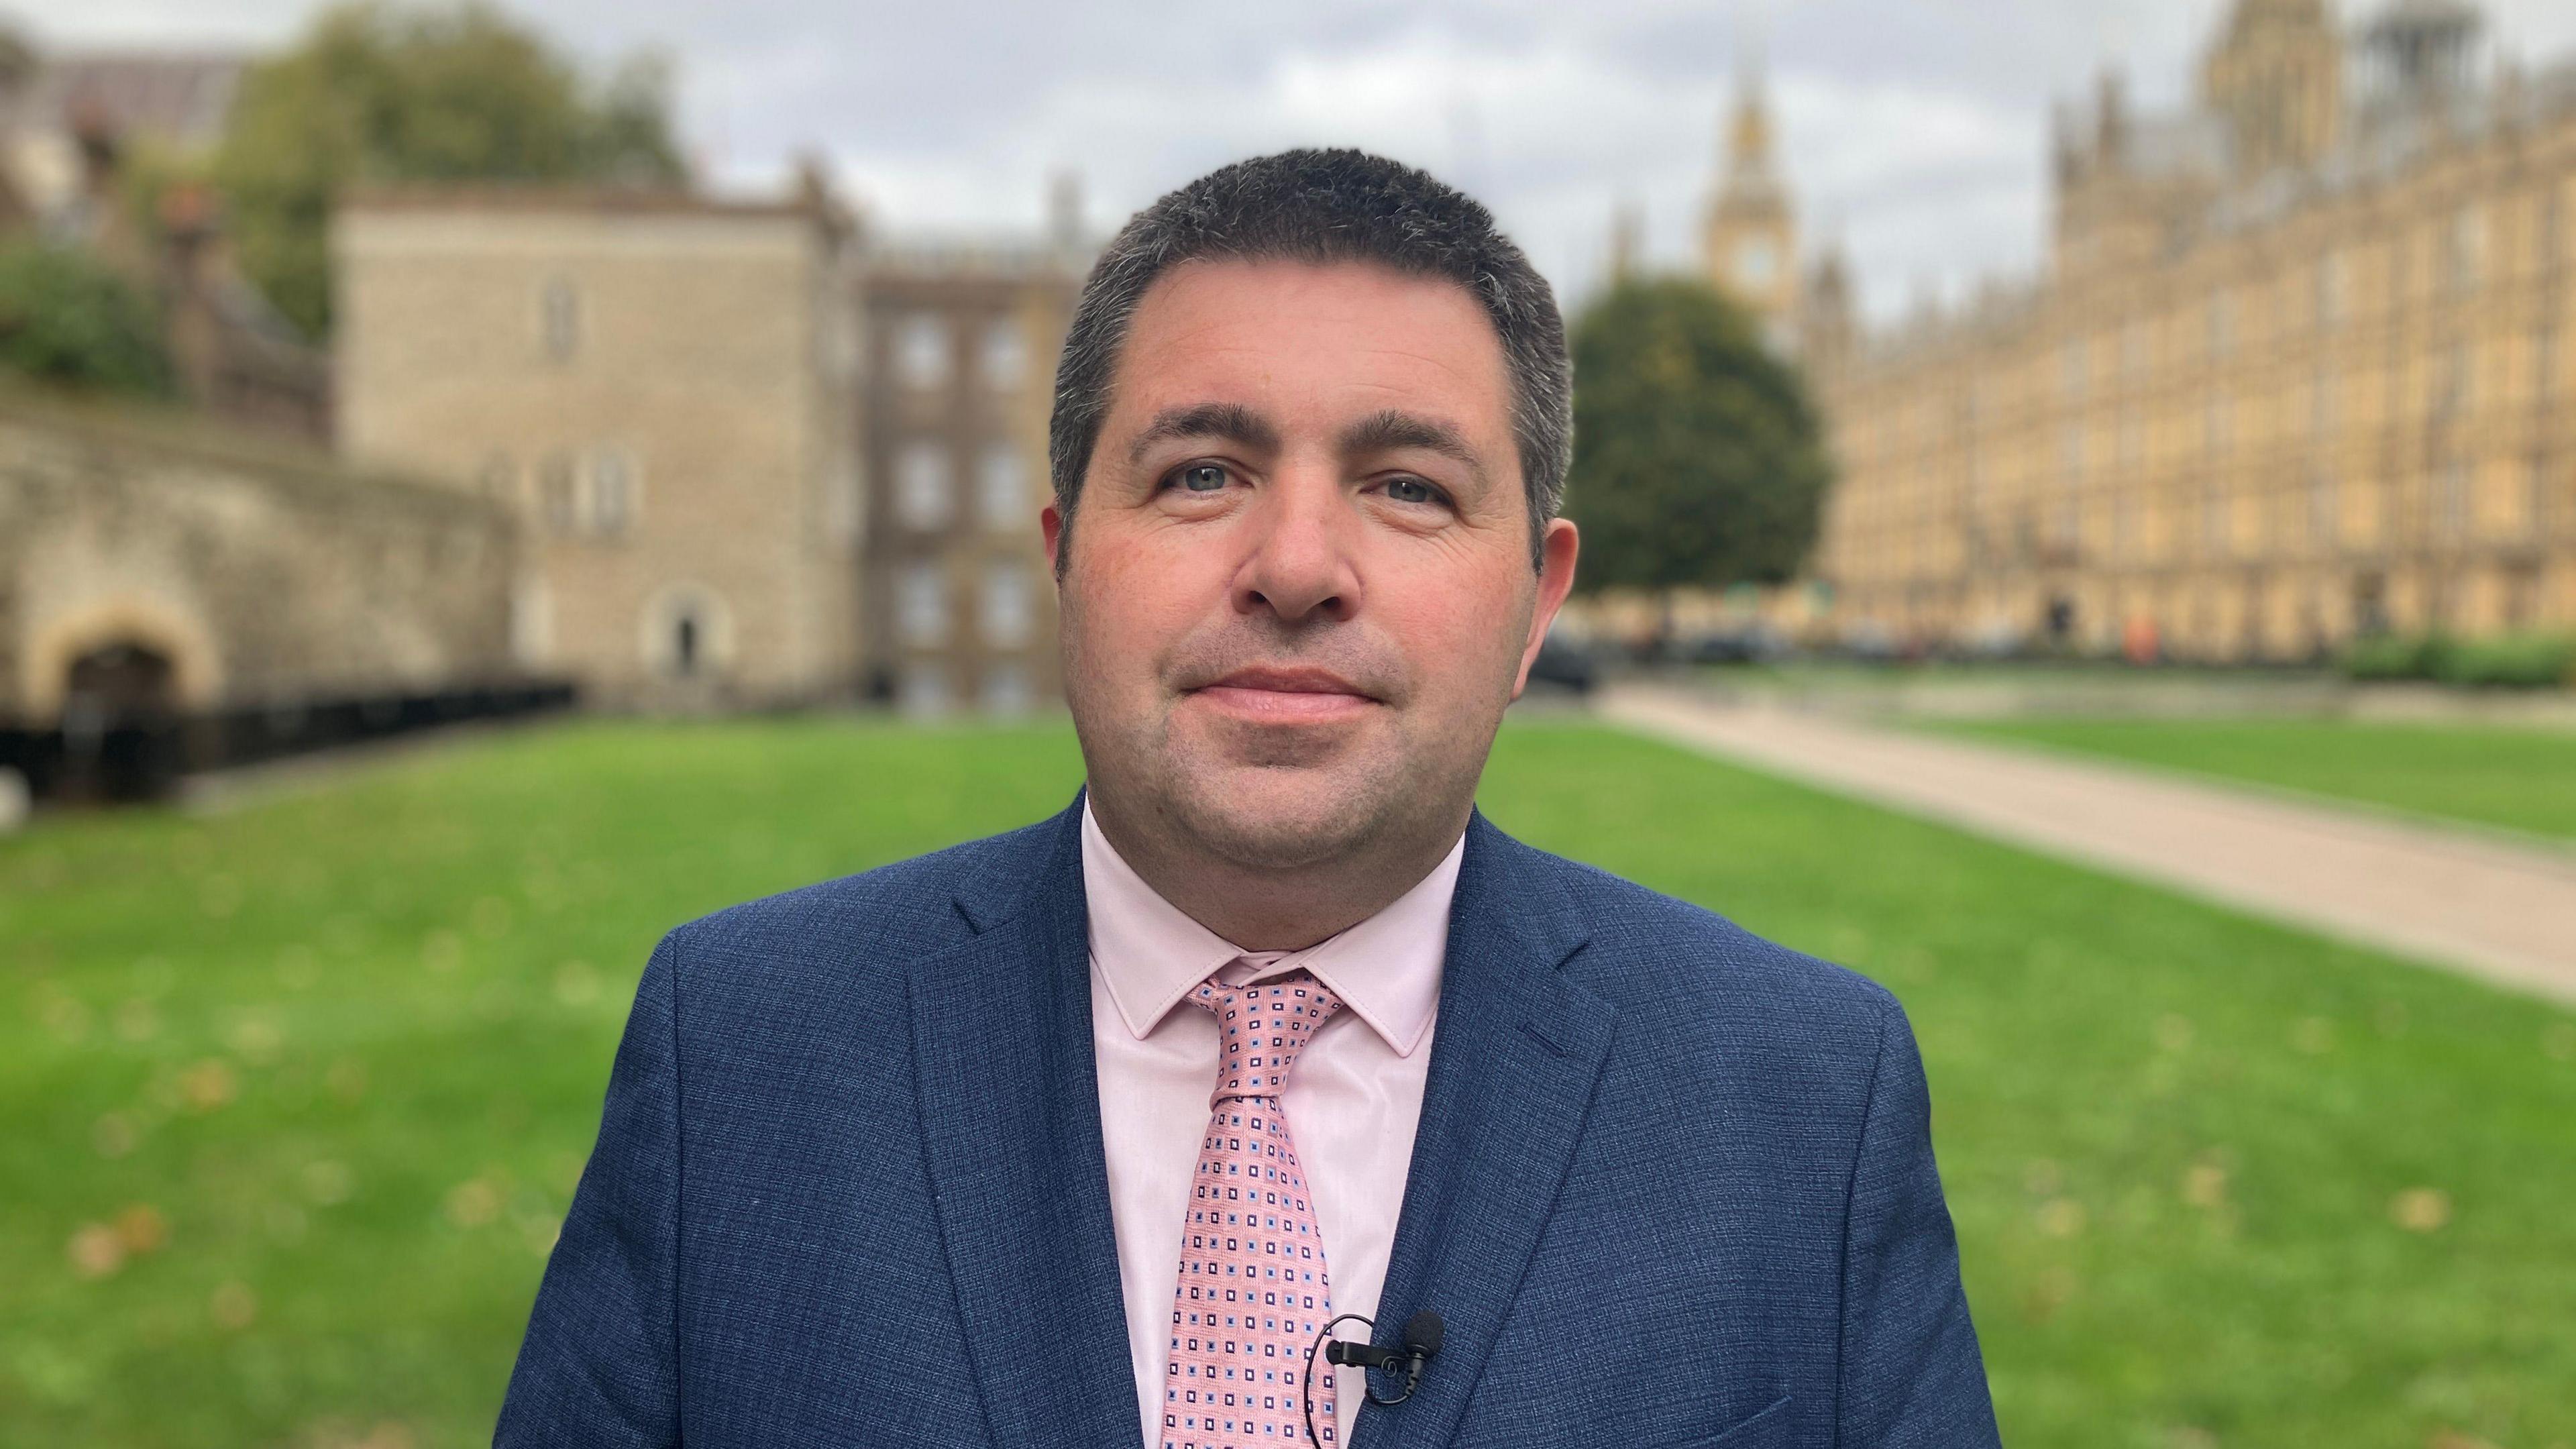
211,1,686,338
1562,276,1831,633
0,241,173,396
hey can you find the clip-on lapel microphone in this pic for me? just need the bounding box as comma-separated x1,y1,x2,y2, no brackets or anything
1302,1309,1445,1446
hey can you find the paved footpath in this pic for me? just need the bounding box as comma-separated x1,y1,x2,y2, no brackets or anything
1598,684,2576,1008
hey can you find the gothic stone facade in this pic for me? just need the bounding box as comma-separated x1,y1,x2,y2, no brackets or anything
1807,0,2576,660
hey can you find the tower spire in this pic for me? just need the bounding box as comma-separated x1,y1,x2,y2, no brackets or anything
1725,28,1776,190
1701,25,1799,350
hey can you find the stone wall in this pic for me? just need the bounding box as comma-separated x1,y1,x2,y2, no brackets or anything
0,391,519,727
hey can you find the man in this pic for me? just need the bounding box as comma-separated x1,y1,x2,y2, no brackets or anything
498,149,1998,1448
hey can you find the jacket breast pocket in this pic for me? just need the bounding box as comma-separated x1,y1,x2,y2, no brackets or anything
1672,1394,1792,1448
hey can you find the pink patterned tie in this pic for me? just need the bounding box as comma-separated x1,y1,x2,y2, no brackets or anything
1161,969,1346,1449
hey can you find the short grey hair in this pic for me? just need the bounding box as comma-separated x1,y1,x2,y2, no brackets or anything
1047,148,1572,571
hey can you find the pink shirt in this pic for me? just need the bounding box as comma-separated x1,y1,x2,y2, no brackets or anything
1082,800,1462,1449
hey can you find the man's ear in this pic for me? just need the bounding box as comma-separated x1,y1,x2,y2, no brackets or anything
1042,502,1065,574
1509,518,1580,700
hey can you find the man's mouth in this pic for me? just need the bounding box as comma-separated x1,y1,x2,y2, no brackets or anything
1187,666,1379,723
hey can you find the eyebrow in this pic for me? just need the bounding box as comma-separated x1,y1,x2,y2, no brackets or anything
1336,409,1489,485
1128,402,1281,465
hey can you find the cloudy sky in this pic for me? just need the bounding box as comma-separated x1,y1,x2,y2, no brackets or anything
23,0,2576,323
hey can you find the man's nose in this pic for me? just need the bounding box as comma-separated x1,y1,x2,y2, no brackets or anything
1232,468,1361,625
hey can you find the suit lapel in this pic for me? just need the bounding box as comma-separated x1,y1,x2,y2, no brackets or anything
910,796,1140,1448
1351,812,1617,1449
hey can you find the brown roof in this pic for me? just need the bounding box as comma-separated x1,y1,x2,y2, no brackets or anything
339,182,822,222
21,52,246,146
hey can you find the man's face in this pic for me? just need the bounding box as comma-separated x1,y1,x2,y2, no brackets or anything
1046,258,1578,871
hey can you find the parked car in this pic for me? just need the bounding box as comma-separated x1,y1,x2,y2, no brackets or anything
1674,626,1788,666
1527,626,1599,695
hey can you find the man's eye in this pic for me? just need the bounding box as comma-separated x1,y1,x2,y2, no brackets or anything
1385,476,1438,504
1175,463,1230,493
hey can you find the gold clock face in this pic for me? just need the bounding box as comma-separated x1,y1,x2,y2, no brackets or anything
1735,238,1779,289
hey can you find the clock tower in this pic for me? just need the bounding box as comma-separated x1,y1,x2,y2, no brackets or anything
1701,60,1799,348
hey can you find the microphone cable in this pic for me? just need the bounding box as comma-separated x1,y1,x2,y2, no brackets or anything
1301,1312,1375,1448
1301,1309,1443,1447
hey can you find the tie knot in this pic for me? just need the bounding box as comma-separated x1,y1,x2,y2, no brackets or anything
1189,969,1344,1104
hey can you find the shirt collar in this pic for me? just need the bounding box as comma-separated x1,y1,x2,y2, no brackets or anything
1080,796,1460,1058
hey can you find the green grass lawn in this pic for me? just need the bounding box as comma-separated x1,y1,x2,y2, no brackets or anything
5,717,2573,1448
1701,658,2324,688
1923,716,2576,841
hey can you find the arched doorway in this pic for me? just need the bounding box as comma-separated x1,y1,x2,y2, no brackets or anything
674,612,701,677
59,641,184,802
637,583,734,702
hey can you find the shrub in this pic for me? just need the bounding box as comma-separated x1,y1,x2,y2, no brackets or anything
2435,633,2576,690
2344,631,2574,689
2343,633,2447,682
0,241,172,396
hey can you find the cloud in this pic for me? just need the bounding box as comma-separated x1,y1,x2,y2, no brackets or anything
26,0,2576,329
802,21,2039,323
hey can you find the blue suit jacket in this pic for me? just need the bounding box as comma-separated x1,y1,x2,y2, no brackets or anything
497,796,2000,1448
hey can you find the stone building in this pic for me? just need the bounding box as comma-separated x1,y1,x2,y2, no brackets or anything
857,190,1083,715
333,184,865,708
1800,0,2576,660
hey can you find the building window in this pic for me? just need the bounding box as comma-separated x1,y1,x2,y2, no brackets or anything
478,453,517,502
981,661,1032,715
2308,474,2338,549
2059,337,2086,400
592,449,637,536
2439,459,2470,538
2207,291,2235,360
981,557,1033,648
540,453,578,535
2434,342,2470,421
511,574,553,665
541,277,579,362
977,444,1024,531
982,320,1028,392
898,314,949,392
898,561,949,647
2446,205,2485,293
899,663,951,717
2316,251,2348,329
897,441,953,530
